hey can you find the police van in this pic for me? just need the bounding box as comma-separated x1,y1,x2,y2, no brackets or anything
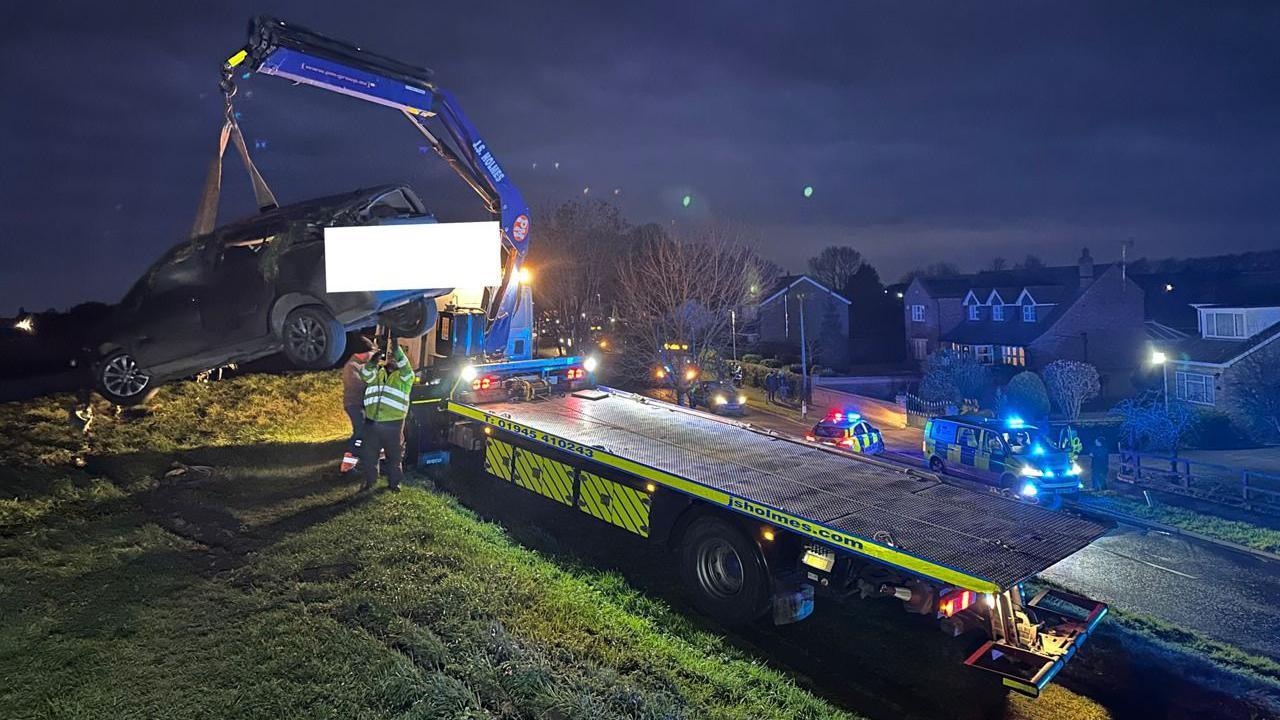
923,415,1081,507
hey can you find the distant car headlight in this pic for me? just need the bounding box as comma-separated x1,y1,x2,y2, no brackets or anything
1067,462,1082,476
1020,482,1039,497
713,394,727,405
1020,466,1044,478
737,394,747,404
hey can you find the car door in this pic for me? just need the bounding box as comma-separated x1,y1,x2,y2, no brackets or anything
955,425,981,471
982,430,1009,475
129,245,214,369
201,234,276,347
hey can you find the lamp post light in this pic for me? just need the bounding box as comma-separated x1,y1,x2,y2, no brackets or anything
1151,350,1168,412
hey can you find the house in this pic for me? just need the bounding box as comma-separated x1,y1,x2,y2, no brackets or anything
902,249,1146,396
1155,300,1280,411
757,275,851,368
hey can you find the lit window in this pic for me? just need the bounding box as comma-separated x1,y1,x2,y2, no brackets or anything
1022,304,1036,322
1002,346,1025,366
992,305,1005,321
968,304,980,321
911,305,925,322
1175,371,1215,405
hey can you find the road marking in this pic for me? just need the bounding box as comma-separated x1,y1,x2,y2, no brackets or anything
1098,547,1199,579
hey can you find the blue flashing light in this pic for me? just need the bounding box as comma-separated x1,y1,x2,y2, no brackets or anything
1020,482,1039,498
1032,444,1046,456
826,409,862,424
1006,416,1025,429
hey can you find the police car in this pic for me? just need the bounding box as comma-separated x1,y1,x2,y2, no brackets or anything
923,415,1081,508
806,410,884,454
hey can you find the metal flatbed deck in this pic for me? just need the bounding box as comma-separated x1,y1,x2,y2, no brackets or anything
448,388,1107,593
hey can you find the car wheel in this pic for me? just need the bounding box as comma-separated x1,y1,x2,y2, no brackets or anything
929,456,946,474
679,515,769,625
1038,494,1064,511
96,350,155,406
282,306,346,369
381,298,437,337
1000,473,1018,489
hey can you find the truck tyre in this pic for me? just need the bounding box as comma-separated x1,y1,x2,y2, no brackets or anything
929,456,946,474
381,298,436,338
679,515,769,626
95,349,156,406
282,306,346,369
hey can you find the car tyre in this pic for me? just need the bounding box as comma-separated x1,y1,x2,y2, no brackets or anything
95,350,156,406
929,456,946,474
679,515,769,626
381,298,437,338
282,306,346,369
1000,472,1018,489
1038,494,1064,511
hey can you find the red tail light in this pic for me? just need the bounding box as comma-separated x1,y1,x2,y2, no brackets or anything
471,376,496,391
565,368,584,380
839,437,855,447
938,589,976,618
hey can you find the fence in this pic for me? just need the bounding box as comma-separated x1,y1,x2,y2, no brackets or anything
1117,450,1280,516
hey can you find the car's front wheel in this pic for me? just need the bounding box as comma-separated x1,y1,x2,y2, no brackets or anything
95,350,155,406
281,306,346,369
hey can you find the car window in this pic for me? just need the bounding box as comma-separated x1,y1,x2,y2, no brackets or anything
815,424,846,438
852,422,870,435
984,431,1004,454
931,421,956,443
364,189,420,219
956,426,980,448
147,244,211,295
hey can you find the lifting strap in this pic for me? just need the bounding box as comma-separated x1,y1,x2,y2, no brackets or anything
189,84,278,238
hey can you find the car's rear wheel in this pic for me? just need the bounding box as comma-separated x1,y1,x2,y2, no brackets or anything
282,306,346,369
679,515,769,625
381,298,437,337
96,350,155,406
929,456,946,474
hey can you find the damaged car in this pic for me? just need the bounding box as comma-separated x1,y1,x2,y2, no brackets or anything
92,184,443,405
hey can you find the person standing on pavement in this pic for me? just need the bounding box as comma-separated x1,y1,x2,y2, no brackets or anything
339,336,377,474
765,372,778,404
357,341,415,492
1089,436,1110,491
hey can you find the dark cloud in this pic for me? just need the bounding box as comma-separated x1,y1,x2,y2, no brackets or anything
2,0,1279,310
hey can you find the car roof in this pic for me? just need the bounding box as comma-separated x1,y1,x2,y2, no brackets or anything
933,415,1041,431
207,184,421,240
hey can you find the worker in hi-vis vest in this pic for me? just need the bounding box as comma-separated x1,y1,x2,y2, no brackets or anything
357,342,415,492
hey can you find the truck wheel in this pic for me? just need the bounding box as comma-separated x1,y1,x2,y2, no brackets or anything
381,298,436,338
679,515,769,625
929,456,946,474
282,307,346,369
95,350,156,406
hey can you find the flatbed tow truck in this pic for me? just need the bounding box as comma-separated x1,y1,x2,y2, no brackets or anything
417,382,1109,698
222,17,1109,699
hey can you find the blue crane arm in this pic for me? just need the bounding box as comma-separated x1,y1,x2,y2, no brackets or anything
228,16,531,356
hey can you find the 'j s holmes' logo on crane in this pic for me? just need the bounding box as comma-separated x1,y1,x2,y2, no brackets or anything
512,214,529,243
472,140,506,183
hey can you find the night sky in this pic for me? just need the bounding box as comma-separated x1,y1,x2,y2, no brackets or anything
3,1,1279,312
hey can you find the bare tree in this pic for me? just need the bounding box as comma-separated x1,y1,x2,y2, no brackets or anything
986,257,1008,272
1044,360,1101,422
526,200,629,352
807,246,863,291
899,262,962,285
616,227,768,402
1229,343,1280,442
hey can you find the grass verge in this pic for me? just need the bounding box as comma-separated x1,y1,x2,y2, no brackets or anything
0,373,854,719
1078,491,1280,554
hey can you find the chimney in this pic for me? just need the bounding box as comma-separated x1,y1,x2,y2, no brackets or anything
1078,247,1095,287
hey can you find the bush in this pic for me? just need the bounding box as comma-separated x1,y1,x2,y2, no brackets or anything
919,349,990,403
761,359,783,369
741,353,763,364
786,363,804,374
1000,371,1050,420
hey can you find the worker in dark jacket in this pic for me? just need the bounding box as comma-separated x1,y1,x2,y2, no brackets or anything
1089,437,1110,491
764,372,779,404
339,336,377,474
357,342,415,492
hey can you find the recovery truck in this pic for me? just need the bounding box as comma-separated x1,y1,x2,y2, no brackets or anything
225,18,1110,698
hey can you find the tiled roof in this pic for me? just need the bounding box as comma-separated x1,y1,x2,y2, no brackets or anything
1166,321,1280,365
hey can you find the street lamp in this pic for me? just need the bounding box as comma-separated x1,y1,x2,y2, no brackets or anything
795,292,808,420
730,309,737,362
1150,350,1168,411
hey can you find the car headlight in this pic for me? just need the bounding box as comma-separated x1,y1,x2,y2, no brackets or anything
1067,462,1082,476
1020,482,1039,497
713,394,727,405
737,394,746,404
1020,466,1044,478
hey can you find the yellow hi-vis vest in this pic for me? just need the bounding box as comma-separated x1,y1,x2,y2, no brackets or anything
358,347,415,422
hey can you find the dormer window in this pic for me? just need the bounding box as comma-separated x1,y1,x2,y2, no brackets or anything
992,305,1005,321
1204,311,1245,339
968,304,980,321
1022,304,1036,322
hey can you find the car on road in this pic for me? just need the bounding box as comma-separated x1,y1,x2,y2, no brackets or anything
690,380,747,416
805,409,884,454
923,415,1081,507
91,184,445,405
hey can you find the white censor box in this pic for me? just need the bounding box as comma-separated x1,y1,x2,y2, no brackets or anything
323,221,501,292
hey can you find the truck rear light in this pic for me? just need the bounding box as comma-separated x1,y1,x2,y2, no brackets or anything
938,589,976,618
565,368,584,380
471,376,496,391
